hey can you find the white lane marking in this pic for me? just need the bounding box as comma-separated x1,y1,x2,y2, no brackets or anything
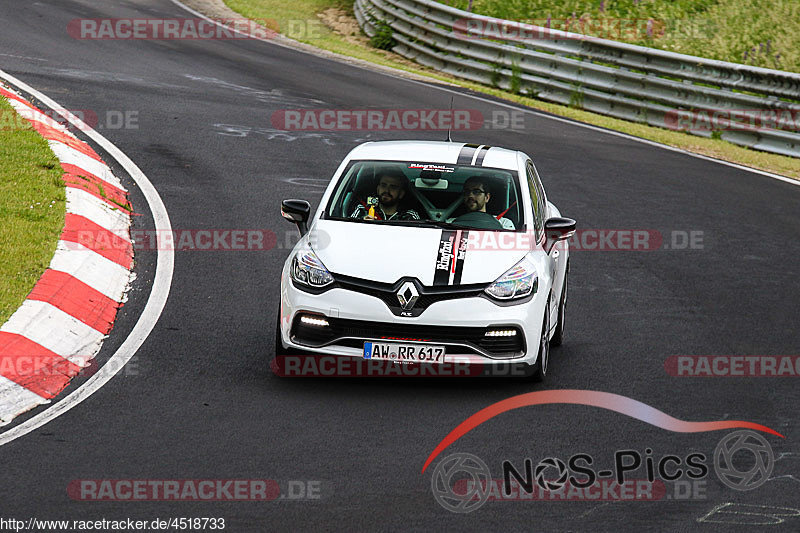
767,474,800,484
0,69,174,447
0,377,49,426
43,67,189,90
212,123,359,144
0,53,48,62
0,301,104,363
183,74,326,106
697,503,800,525
168,0,799,188
65,187,131,240
282,177,329,188
48,142,124,190
49,241,131,302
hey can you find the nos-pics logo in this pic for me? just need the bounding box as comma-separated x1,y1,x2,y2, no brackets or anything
431,430,774,513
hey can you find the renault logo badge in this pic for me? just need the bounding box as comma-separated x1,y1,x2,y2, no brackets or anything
397,281,419,310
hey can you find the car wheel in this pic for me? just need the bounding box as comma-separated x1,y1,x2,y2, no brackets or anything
530,299,550,382
550,272,567,347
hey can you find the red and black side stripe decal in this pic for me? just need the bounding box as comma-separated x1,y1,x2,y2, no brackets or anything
457,143,480,165
434,230,469,286
452,230,469,285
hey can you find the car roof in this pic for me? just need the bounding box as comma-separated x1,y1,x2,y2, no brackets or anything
346,141,521,171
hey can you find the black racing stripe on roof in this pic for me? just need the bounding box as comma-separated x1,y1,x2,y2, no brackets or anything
457,144,480,165
475,145,491,166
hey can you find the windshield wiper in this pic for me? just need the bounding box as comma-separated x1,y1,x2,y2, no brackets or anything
326,216,446,228
421,219,473,230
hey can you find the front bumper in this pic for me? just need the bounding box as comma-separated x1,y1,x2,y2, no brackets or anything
277,267,547,370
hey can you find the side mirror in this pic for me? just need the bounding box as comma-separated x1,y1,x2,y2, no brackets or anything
544,217,576,254
281,199,311,236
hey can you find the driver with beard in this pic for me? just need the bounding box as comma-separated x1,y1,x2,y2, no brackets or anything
350,169,421,221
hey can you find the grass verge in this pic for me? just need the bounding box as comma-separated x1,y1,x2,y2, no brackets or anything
0,94,66,325
445,0,800,73
216,0,800,180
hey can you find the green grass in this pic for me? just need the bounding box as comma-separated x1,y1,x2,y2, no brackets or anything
225,0,410,61
444,0,800,72
221,0,800,180
0,95,66,325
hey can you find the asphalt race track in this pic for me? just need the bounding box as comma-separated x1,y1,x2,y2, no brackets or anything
1,0,798,530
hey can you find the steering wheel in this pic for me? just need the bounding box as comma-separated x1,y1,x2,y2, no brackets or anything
452,211,503,230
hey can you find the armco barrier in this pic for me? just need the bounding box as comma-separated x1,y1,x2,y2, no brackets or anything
354,0,800,157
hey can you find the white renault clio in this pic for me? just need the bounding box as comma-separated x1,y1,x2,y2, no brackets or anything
276,141,575,381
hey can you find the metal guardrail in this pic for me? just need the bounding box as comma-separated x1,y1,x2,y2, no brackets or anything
354,0,800,157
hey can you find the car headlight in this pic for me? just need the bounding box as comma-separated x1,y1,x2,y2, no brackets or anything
291,249,334,288
485,257,538,300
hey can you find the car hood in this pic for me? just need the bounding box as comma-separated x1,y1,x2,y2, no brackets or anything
309,219,529,286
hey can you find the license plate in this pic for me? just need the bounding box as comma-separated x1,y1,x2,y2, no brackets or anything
363,342,446,363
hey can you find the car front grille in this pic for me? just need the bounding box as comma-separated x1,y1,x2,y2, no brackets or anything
333,274,487,317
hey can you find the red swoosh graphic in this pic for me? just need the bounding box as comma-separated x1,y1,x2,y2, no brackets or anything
422,390,784,473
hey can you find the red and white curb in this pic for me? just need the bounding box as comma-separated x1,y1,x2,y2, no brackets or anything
0,84,134,426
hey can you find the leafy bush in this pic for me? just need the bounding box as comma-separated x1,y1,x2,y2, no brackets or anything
370,21,396,50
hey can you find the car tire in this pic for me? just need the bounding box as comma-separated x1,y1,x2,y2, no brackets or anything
550,272,567,347
529,299,550,383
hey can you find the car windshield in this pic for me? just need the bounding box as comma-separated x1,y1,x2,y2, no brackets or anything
324,160,523,231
